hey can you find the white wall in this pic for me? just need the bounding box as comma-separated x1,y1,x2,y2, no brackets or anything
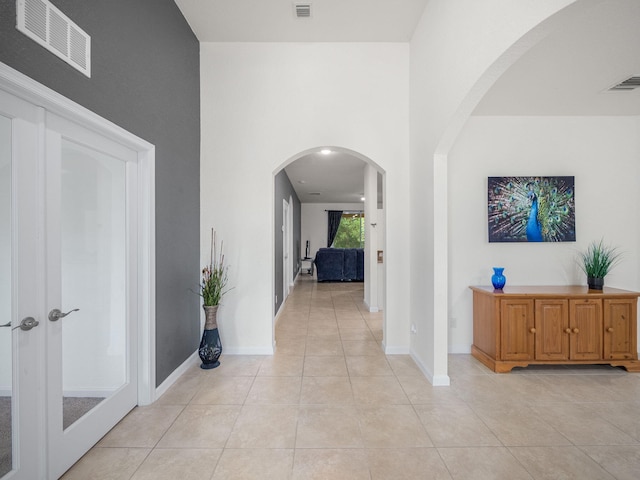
449,115,640,352
200,43,410,353
409,0,579,384
301,203,364,258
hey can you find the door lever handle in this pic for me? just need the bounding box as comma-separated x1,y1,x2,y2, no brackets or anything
16,317,39,331
1,317,39,331
48,308,80,322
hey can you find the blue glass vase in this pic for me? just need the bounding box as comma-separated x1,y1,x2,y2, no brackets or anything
491,267,506,290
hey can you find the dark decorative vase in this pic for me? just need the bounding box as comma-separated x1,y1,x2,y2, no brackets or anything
199,305,222,369
587,277,604,290
491,267,506,290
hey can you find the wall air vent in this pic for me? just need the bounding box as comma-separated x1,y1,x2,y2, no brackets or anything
16,0,91,77
294,3,312,18
607,76,640,91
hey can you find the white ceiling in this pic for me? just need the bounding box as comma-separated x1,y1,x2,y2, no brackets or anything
473,1,640,116
283,151,366,204
175,0,640,203
173,0,429,42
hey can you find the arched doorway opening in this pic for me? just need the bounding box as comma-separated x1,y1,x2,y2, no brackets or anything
273,146,386,350
426,0,605,381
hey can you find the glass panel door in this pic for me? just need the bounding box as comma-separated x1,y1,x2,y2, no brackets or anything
60,139,128,429
45,115,138,479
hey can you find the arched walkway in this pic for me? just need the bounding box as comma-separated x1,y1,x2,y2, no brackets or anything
273,146,387,350
411,0,591,384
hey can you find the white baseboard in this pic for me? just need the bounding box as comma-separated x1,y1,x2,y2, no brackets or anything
363,299,380,313
448,344,472,354
431,374,451,386
275,272,301,323
383,344,410,355
222,346,273,355
153,351,199,404
154,346,274,404
410,351,451,386
274,297,287,328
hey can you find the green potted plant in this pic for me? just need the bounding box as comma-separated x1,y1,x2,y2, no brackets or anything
198,229,231,369
578,239,622,290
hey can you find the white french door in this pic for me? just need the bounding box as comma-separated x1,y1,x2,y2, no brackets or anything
44,113,139,479
0,79,148,479
0,86,43,480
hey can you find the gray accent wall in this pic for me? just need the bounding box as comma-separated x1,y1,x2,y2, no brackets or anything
0,0,201,386
274,170,301,314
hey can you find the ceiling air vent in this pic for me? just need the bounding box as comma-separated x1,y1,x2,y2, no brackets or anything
16,0,91,77
308,192,321,196
607,76,640,91
294,3,312,18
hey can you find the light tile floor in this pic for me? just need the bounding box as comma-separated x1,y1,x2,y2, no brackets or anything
62,275,640,479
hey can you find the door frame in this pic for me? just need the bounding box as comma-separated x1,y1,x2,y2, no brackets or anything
0,63,157,407
282,198,290,301
287,195,294,289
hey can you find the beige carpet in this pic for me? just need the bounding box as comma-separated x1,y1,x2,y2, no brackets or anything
0,397,11,478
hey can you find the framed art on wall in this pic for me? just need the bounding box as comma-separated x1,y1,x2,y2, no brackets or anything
488,176,575,243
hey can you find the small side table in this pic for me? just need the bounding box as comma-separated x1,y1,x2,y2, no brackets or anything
300,257,314,275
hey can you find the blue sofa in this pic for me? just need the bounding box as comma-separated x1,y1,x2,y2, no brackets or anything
314,248,364,282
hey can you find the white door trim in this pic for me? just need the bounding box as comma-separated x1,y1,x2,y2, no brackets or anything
282,198,289,300
288,195,294,288
0,62,156,407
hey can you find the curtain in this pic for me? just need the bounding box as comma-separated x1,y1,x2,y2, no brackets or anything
327,210,343,247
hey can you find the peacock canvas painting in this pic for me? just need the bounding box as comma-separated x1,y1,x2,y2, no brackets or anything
488,176,575,243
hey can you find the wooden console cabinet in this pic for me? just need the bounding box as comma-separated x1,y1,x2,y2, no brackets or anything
470,286,640,373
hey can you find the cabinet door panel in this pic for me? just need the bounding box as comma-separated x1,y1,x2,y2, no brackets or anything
501,299,534,361
535,300,569,360
569,299,602,360
604,299,637,360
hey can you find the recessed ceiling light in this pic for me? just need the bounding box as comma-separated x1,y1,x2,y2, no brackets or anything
320,149,332,155
298,180,306,184
361,197,365,201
